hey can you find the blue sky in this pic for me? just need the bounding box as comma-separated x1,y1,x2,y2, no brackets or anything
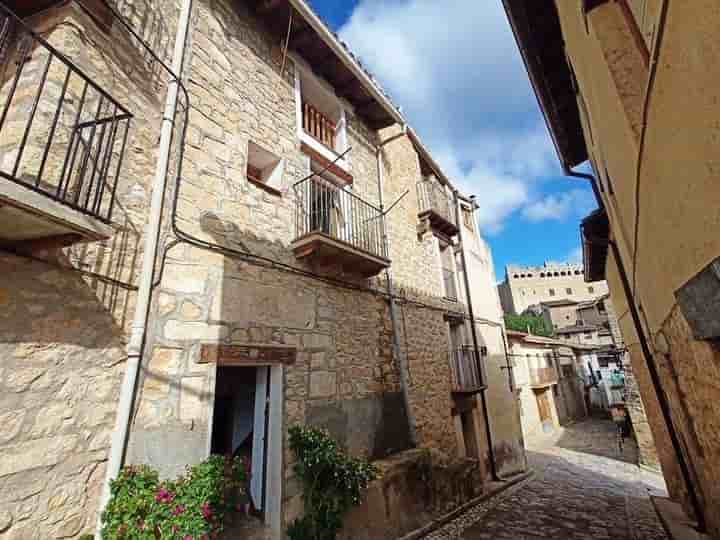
309,0,597,281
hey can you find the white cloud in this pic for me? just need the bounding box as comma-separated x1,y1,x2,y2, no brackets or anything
567,246,583,264
339,0,566,233
521,189,595,222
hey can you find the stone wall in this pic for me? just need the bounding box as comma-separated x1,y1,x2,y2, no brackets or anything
0,252,126,539
0,1,180,537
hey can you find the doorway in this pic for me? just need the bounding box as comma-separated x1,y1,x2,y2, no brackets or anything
211,366,270,514
534,388,554,433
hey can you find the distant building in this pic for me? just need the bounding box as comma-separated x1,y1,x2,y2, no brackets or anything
497,262,608,315
507,330,591,439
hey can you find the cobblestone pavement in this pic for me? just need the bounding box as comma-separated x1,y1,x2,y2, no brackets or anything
422,419,669,540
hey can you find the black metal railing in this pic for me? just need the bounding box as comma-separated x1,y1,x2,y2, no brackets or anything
450,346,484,392
417,179,456,227
443,268,457,300
0,5,132,224
294,175,387,260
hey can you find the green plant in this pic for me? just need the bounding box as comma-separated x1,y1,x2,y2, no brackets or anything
287,425,377,540
504,313,553,337
101,455,247,540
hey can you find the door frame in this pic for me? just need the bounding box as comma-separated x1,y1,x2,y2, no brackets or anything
206,363,284,537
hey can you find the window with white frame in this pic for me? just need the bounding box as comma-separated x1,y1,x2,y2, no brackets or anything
246,141,284,193
294,63,349,169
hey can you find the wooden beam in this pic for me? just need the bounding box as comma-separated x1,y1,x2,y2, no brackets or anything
300,142,354,184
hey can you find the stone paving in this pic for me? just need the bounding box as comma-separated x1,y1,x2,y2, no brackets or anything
422,419,669,540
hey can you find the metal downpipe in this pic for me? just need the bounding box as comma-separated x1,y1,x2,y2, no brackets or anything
454,190,500,481
96,0,194,535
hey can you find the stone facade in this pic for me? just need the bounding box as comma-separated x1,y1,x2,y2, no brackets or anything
0,0,177,537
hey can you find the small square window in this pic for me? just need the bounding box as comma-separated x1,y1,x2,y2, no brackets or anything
588,286,594,293
549,288,556,297
566,288,573,295
246,141,284,194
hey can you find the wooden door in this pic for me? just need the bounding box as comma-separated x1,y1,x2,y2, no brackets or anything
535,389,553,432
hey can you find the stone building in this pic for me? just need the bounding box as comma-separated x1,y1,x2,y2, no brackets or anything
497,261,608,315
0,1,524,538
503,0,720,535
506,330,589,440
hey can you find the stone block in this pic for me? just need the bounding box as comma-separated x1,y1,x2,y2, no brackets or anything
164,321,228,342
0,411,25,443
180,377,207,422
180,300,204,320
163,265,208,294
309,371,336,399
0,435,78,477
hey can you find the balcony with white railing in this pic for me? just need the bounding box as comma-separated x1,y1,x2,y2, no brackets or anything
417,179,459,237
292,175,390,277
0,5,130,248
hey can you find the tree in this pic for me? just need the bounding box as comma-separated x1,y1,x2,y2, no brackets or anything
504,313,553,337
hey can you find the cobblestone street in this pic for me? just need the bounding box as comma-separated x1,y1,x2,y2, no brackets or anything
422,419,669,540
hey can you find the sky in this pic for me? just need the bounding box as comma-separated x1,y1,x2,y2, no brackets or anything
308,0,597,281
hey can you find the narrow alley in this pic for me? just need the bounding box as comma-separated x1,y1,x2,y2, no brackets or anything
424,419,669,540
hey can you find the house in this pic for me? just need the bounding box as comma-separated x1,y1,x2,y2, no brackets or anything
506,330,589,440
503,1,720,533
0,1,524,538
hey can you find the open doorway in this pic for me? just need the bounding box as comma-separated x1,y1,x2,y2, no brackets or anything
211,366,270,515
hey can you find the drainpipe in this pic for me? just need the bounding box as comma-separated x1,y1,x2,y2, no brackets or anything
454,191,500,481
96,0,193,535
566,166,706,532
375,125,418,446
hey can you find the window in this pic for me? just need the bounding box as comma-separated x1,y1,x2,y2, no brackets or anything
295,63,348,168
598,301,607,314
584,332,593,339
549,288,556,297
246,141,284,194
588,286,594,293
462,207,473,230
566,288,573,295
552,385,559,397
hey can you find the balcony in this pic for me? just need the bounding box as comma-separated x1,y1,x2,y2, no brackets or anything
0,6,131,248
450,346,485,393
417,180,458,237
529,366,559,388
292,175,390,277
302,101,336,152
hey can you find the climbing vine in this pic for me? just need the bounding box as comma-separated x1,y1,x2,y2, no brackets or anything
287,425,377,540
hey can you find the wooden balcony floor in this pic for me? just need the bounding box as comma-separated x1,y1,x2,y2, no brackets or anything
291,232,390,278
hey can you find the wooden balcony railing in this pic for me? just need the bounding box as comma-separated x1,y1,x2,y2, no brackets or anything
529,366,558,387
417,180,458,236
302,102,336,151
450,346,484,393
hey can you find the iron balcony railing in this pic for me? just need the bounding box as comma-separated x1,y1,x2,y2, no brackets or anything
529,366,559,387
0,4,132,224
443,268,457,300
450,346,485,392
294,175,387,260
417,179,457,227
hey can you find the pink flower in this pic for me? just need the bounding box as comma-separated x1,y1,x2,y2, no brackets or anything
154,487,174,503
183,536,193,540
201,502,212,520
172,504,185,516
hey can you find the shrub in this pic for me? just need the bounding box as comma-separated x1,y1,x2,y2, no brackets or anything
287,425,377,540
101,455,247,539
